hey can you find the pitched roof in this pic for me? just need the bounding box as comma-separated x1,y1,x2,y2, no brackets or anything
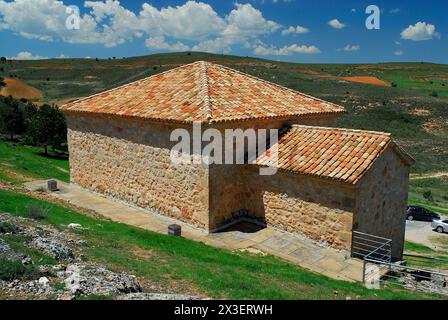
61,61,345,124
256,125,414,184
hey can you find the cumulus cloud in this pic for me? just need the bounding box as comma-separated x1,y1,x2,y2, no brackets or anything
253,43,321,56
7,51,48,60
145,36,190,51
328,19,345,29
394,50,404,56
342,44,360,52
281,25,309,36
400,22,440,41
0,0,281,53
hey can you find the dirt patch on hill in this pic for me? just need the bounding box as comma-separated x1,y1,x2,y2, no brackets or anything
0,78,43,99
410,108,432,116
341,76,391,87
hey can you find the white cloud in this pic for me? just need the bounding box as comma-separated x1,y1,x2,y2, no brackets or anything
281,25,309,36
145,36,190,51
394,50,404,56
139,1,226,41
342,44,360,52
222,3,279,38
253,43,321,56
328,19,345,29
192,2,280,53
389,8,400,14
351,8,356,13
0,0,282,54
395,41,401,45
56,53,69,58
400,22,440,41
7,51,48,60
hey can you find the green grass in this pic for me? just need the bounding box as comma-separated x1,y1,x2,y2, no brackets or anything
0,140,69,184
408,199,448,215
0,189,440,299
0,258,37,281
408,176,448,213
404,241,434,254
0,233,58,266
404,241,448,272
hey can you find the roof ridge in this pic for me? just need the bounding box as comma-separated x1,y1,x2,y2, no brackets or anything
291,124,392,137
199,61,213,122
205,62,345,112
61,61,201,109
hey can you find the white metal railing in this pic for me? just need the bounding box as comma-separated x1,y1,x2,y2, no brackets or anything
352,231,392,263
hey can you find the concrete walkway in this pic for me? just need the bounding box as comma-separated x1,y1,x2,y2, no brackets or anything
25,180,363,282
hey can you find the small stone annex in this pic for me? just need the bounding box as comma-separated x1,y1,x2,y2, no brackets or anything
61,61,414,260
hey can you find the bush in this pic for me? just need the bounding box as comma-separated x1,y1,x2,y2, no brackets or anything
0,258,36,281
391,82,397,87
0,221,16,234
430,91,438,97
423,190,433,202
26,204,50,220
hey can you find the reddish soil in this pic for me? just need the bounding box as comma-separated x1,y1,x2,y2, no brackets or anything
341,76,391,87
0,78,43,99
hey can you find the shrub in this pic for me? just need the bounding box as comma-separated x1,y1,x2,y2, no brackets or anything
422,190,433,202
26,204,50,220
391,82,397,87
0,221,16,234
0,258,36,281
430,91,438,97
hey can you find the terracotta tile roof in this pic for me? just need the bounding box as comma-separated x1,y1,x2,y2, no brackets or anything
61,61,345,123
256,125,414,184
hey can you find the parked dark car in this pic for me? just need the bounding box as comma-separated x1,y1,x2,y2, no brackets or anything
406,206,441,221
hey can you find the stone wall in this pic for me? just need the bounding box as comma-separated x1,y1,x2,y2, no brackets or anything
354,146,410,260
66,114,210,229
209,165,355,250
247,170,355,250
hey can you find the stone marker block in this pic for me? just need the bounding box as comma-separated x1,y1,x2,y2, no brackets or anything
47,180,58,192
168,224,181,236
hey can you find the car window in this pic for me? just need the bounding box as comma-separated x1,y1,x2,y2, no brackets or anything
443,220,448,224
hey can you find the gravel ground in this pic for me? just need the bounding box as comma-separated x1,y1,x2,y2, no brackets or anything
405,218,448,250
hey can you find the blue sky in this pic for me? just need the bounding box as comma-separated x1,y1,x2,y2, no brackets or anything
0,0,447,63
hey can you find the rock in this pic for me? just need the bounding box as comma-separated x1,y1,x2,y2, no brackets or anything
68,223,82,230
21,257,33,265
38,277,49,288
62,263,142,297
30,236,74,261
0,238,26,261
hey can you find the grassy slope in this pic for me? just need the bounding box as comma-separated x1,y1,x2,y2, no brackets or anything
0,141,69,184
0,188,437,300
408,176,448,214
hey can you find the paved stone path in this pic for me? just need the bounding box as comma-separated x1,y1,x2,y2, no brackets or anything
25,180,363,282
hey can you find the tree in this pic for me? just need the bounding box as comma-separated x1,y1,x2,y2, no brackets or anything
0,102,25,140
26,104,67,155
0,77,5,88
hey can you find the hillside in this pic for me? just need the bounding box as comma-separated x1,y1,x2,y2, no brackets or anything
0,52,447,178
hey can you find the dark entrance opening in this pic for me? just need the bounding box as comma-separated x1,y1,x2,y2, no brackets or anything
218,221,265,234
